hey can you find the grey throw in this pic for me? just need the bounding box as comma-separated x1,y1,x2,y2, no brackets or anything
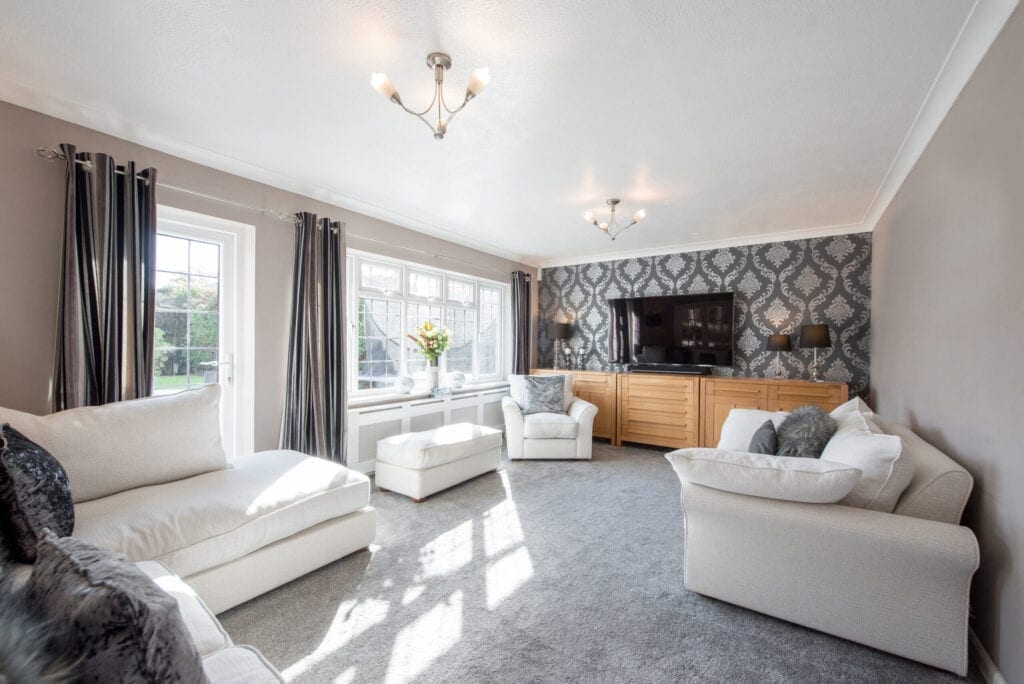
280,213,346,462
52,144,157,411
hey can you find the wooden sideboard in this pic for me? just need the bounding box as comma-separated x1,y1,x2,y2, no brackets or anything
700,376,848,448
615,373,698,449
530,369,618,440
528,370,848,450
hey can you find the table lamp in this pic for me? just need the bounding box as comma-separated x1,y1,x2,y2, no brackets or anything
767,334,791,379
800,324,831,382
547,322,571,370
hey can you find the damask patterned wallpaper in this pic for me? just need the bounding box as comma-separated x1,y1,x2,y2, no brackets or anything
537,232,872,396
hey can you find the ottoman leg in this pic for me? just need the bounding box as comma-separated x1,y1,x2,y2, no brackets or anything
412,496,428,503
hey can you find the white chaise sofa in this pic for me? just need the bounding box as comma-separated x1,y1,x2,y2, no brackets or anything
667,409,978,675
0,385,376,615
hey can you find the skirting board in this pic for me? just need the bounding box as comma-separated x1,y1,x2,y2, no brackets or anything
970,628,1006,684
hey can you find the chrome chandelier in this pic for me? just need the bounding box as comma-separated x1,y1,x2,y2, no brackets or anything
584,198,647,240
371,53,490,140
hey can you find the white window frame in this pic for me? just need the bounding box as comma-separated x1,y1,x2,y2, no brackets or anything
156,206,256,459
348,250,509,397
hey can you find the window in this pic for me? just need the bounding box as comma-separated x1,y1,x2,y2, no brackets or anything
154,234,221,392
154,206,256,459
349,253,507,394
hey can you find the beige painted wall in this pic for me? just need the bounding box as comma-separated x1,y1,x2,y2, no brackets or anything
0,101,536,451
871,7,1023,680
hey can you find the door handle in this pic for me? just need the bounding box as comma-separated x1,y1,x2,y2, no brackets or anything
199,353,234,384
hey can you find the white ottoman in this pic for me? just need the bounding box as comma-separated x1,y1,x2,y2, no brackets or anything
375,423,502,502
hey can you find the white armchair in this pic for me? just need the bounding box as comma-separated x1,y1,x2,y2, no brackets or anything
502,374,598,460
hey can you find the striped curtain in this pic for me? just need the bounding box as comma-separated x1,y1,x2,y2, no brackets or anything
52,143,157,411
280,212,346,462
510,270,532,374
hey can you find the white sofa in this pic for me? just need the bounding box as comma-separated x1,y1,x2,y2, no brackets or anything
0,385,376,615
668,418,979,675
502,374,598,460
140,561,283,681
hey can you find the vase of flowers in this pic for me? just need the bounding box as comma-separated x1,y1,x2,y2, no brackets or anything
408,321,451,390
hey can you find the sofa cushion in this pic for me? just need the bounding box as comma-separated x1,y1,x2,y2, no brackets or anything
0,385,226,503
665,448,862,504
0,424,75,562
202,646,283,683
820,412,914,512
776,406,837,459
746,420,778,455
377,423,502,469
830,396,876,420
73,450,370,578
523,413,579,439
29,532,208,684
136,561,230,658
717,409,789,451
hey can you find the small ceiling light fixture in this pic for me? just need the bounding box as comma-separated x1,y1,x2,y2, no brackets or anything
584,198,647,240
371,52,490,140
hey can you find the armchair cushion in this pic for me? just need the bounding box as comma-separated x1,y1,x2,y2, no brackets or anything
509,374,574,412
665,448,861,503
523,413,578,439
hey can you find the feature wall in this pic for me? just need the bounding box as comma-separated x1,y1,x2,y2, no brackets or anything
537,232,872,396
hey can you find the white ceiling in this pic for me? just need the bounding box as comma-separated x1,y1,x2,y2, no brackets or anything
0,0,1017,267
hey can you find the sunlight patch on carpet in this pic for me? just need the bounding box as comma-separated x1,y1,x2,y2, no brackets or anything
385,590,464,683
486,546,534,610
281,597,389,680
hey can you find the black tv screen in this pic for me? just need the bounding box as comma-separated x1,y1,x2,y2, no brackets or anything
608,292,735,367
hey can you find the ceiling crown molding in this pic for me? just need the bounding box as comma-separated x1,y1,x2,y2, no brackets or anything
536,221,869,270
0,75,533,266
859,0,1020,230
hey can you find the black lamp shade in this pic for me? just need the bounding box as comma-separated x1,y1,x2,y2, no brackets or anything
800,324,831,349
767,334,792,352
547,322,571,340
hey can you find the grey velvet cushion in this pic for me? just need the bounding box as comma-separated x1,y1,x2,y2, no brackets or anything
29,532,208,684
520,376,566,415
747,420,779,455
776,406,838,459
0,424,75,563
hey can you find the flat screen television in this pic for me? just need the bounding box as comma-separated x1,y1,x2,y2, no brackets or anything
608,292,735,368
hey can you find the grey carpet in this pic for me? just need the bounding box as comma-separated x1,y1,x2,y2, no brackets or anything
220,442,978,683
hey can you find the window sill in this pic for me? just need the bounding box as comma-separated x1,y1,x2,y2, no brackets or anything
347,381,510,410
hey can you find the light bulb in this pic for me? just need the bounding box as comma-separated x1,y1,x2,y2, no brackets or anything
633,209,647,222
371,73,397,99
467,67,491,96
583,211,595,224
599,222,609,231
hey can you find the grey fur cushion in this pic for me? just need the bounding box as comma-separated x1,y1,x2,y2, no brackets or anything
776,406,838,459
521,376,566,415
747,420,779,455
0,424,75,563
28,532,208,684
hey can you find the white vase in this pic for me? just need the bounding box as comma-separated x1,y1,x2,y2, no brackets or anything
426,364,440,391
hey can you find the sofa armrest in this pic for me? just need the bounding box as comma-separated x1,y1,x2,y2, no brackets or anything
568,398,597,458
678,482,979,674
501,397,525,459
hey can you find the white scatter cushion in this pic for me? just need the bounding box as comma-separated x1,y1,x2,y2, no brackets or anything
717,409,790,451
0,385,226,503
819,411,914,512
508,374,574,411
665,448,861,503
830,396,876,420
